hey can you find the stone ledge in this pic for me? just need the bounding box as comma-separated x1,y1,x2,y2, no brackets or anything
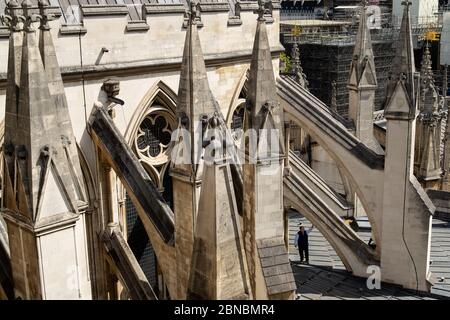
60,24,87,36
264,14,274,24
239,2,258,11
81,4,129,16
228,16,242,26
126,21,150,32
34,212,80,236
0,27,9,38
272,0,282,9
48,5,63,18
182,18,204,29
1,209,34,232
143,4,185,14
0,45,285,86
198,2,230,12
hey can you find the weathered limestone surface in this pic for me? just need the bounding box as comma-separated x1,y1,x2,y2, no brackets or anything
414,45,445,186
102,223,157,300
170,7,222,299
38,0,86,201
242,3,294,300
188,153,251,300
381,2,434,291
2,0,91,300
88,103,177,297
0,0,441,299
347,3,383,155
0,4,283,157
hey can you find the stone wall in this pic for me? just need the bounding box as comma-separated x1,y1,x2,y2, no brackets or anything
0,9,282,180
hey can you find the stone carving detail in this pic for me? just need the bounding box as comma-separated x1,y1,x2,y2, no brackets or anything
135,109,174,166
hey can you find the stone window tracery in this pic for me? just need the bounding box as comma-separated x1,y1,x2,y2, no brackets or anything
134,107,175,167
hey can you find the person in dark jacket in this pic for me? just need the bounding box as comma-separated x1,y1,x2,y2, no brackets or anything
294,225,313,264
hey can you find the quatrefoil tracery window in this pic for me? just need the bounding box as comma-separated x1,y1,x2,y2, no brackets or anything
134,107,175,167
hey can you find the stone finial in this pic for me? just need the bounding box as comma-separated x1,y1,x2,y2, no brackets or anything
331,80,337,111
291,43,309,89
186,0,200,25
246,0,283,136
38,0,50,6
2,0,25,31
392,0,415,83
291,43,300,70
418,44,444,117
37,0,52,30
384,0,416,118
235,0,241,17
189,0,197,23
421,44,434,87
22,0,37,33
402,0,412,7
255,0,266,21
5,0,20,13
172,0,222,177
350,0,376,85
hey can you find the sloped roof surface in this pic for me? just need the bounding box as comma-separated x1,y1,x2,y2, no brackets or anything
289,210,450,299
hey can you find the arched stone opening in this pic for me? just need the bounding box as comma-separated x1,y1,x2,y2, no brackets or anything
280,93,384,258
120,81,177,298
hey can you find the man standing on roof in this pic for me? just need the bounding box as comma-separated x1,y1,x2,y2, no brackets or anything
295,224,314,264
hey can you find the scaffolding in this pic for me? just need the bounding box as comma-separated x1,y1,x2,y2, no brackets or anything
280,2,446,117
282,27,396,116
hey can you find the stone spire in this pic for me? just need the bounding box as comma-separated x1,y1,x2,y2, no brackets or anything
347,1,383,154
6,0,85,219
170,1,225,299
1,0,91,299
418,44,440,114
172,0,221,177
420,45,434,92
13,0,65,218
291,43,308,90
187,117,251,300
2,0,24,212
384,1,417,118
37,0,86,202
380,1,433,292
245,0,284,140
349,0,377,88
242,0,295,299
414,44,445,185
